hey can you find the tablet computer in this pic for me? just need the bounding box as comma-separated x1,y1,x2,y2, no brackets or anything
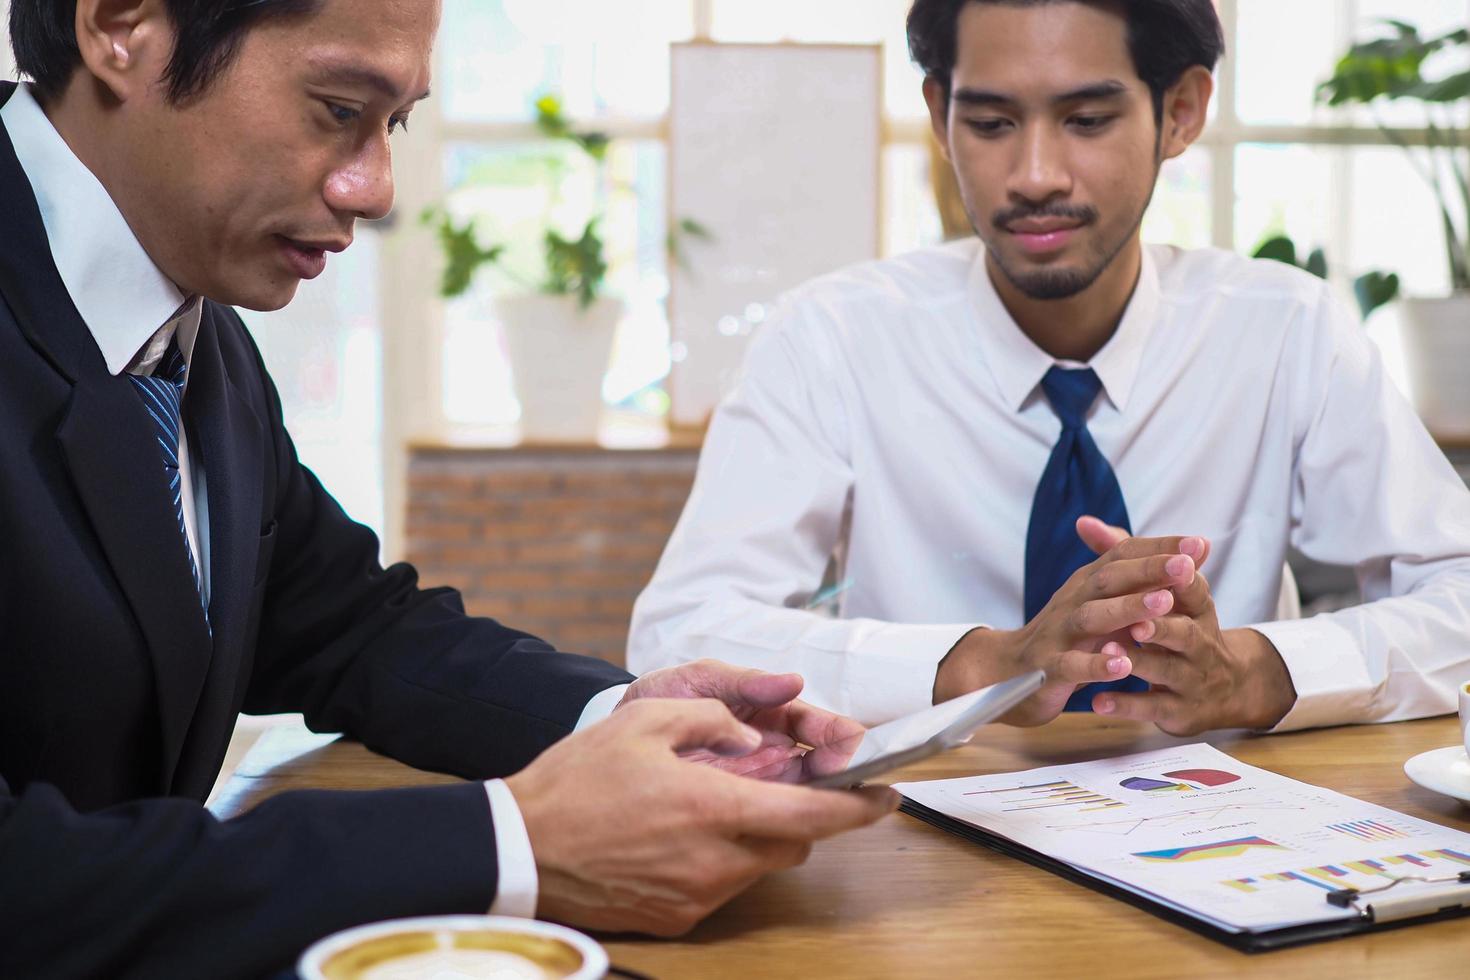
806,669,1046,789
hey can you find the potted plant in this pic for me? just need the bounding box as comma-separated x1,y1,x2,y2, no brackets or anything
1318,21,1470,435
423,95,619,442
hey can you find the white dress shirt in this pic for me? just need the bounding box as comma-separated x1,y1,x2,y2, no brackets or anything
629,238,1470,732
3,83,630,918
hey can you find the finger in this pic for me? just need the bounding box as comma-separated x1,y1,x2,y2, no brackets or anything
634,698,763,757
1045,644,1134,687
1090,689,1187,727
1129,614,1200,653
735,836,814,872
673,660,805,710
1072,588,1174,637
724,780,899,840
1181,535,1211,569
1080,553,1195,599
768,699,867,752
1124,645,1191,690
1104,534,1208,564
1076,515,1129,556
1169,569,1214,619
731,668,806,709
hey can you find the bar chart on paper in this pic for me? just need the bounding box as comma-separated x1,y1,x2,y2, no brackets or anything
1222,848,1470,896
961,779,1124,813
1326,818,1415,843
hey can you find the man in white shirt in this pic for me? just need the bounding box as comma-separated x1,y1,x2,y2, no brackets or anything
0,2,895,976
630,0,1470,736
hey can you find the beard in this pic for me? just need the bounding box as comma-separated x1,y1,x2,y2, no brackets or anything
974,176,1158,302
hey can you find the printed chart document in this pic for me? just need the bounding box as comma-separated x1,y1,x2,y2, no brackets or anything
896,744,1470,949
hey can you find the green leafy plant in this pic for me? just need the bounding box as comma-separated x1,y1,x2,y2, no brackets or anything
544,220,608,310
424,93,711,311
1317,20,1470,293
1252,234,1401,321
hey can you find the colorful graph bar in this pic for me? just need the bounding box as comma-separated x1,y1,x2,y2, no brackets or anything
1429,848,1470,866
1220,850,1469,895
1383,853,1433,868
1327,819,1412,842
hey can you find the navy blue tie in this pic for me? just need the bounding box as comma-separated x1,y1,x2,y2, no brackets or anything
1023,366,1142,711
128,338,208,623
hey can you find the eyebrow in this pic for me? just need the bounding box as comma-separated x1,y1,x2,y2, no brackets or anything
307,58,432,104
951,80,1129,108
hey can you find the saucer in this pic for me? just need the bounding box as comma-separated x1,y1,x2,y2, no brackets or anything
1403,745,1470,805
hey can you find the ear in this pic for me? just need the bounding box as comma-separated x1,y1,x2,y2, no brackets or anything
73,0,173,102
1158,65,1213,162
922,76,952,163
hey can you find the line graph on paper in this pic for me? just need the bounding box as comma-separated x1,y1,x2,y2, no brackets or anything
1044,801,1310,836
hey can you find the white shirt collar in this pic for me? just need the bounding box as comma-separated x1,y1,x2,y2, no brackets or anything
967,243,1160,415
0,82,193,377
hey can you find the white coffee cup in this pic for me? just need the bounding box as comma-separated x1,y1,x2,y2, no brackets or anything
297,915,608,980
1460,680,1470,758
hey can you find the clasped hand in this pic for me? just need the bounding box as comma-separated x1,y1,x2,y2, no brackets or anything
1075,519,1297,734
935,516,1295,733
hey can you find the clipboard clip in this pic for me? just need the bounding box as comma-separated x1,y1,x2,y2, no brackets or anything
1325,870,1470,923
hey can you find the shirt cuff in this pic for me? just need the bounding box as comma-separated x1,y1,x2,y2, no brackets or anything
1251,616,1375,732
844,622,979,723
574,683,630,733
483,778,538,918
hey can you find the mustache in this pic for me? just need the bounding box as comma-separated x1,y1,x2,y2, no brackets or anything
992,202,1099,228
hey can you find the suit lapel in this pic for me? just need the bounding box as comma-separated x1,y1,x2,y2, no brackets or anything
0,82,213,787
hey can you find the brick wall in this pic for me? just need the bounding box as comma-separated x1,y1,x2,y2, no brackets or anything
405,446,700,667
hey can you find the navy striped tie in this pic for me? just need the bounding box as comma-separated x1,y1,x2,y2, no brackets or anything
128,338,208,622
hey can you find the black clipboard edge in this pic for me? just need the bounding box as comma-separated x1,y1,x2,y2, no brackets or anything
899,797,1470,953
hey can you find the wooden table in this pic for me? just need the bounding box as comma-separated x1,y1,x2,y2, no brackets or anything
212,715,1470,978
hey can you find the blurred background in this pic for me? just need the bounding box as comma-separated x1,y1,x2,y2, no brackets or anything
4,1,1468,668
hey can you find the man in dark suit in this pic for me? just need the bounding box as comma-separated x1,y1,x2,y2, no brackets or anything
0,1,897,976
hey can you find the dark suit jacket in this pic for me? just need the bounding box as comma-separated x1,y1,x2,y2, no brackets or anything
0,81,633,979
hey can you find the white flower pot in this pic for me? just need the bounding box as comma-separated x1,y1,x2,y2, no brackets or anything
1400,293,1470,439
497,294,622,442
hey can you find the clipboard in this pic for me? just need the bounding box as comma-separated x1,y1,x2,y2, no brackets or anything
900,800,1470,952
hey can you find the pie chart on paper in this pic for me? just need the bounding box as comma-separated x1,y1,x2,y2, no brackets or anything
1120,768,1242,792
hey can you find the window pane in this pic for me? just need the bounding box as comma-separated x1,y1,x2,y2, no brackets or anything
241,234,384,540
1347,146,1459,298
1143,146,1212,250
1234,143,1335,259
1346,145,1464,403
1233,142,1459,399
709,0,929,118
1237,0,1470,127
438,0,694,122
1234,0,1346,125
440,141,670,426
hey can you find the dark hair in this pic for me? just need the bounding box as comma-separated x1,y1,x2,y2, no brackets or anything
907,0,1224,121
9,0,321,103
